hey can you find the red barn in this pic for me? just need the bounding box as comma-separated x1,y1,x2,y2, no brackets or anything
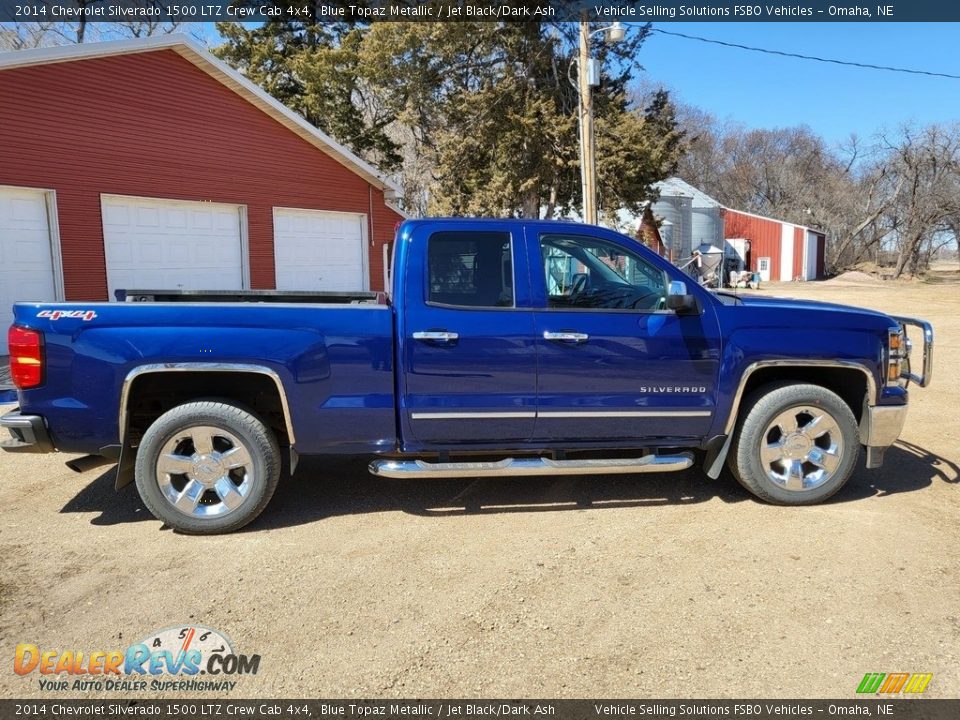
723,208,825,283
636,205,667,257
0,35,405,352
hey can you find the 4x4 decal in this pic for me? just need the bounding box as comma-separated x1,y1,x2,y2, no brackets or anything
36,310,98,321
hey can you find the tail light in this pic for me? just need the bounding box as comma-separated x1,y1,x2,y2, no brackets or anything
8,326,43,389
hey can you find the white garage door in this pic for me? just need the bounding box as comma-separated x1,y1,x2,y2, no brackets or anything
805,231,819,281
0,187,59,354
102,195,246,299
273,208,367,291
780,224,795,282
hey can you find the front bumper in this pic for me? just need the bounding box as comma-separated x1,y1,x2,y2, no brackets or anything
1,409,55,453
859,315,933,469
859,402,908,470
861,403,908,448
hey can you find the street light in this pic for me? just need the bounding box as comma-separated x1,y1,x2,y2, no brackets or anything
607,22,626,42
576,20,625,225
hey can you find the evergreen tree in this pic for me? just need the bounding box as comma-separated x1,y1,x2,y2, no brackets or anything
358,21,683,217
214,19,685,217
214,17,401,172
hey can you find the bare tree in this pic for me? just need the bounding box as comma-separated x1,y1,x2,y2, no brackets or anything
1,7,184,49
882,124,960,277
0,22,61,49
673,110,960,275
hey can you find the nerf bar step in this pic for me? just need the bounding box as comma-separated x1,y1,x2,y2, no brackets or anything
369,452,694,479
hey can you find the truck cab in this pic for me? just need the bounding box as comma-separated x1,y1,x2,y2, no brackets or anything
393,219,720,451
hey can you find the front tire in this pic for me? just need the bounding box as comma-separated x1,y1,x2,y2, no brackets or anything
727,382,860,505
134,401,281,534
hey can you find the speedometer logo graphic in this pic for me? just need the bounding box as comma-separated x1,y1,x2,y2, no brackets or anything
137,624,234,673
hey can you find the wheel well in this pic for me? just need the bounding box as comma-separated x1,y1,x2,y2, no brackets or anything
739,367,868,424
123,372,290,448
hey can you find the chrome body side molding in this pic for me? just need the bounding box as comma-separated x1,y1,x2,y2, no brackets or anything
411,410,711,420
538,410,711,419
411,411,536,420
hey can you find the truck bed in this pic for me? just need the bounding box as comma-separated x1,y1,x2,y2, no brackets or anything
9,299,397,456
115,288,388,304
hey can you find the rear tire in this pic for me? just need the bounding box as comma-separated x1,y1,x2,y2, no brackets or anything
134,401,281,534
727,382,859,505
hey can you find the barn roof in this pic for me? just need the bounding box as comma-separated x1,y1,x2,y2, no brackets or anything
0,34,402,199
653,177,723,208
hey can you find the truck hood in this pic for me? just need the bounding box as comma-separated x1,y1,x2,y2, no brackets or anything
719,293,893,321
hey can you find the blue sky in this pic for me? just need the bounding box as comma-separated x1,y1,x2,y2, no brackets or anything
193,22,959,146
636,22,960,144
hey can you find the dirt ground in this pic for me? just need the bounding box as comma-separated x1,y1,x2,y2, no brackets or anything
1,278,958,700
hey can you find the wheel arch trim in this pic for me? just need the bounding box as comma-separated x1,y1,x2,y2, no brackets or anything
722,359,877,437
118,362,296,447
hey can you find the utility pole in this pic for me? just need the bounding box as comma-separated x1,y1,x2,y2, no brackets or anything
576,20,623,225
578,17,597,225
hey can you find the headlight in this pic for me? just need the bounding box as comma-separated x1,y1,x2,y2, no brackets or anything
887,326,907,386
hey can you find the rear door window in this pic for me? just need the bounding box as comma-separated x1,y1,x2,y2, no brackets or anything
427,231,514,308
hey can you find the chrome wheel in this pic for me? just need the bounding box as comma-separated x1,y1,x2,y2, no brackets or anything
759,406,844,492
155,425,254,518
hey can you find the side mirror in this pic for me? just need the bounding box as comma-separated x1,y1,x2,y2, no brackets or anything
666,280,698,314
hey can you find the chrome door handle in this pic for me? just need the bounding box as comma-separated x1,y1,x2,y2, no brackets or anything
413,331,459,343
543,331,589,343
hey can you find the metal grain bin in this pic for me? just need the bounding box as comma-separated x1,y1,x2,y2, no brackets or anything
651,194,692,261
691,205,724,248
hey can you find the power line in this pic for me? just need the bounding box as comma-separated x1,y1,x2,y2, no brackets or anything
649,27,960,80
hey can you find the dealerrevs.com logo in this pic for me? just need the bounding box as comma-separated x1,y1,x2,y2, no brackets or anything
13,625,260,693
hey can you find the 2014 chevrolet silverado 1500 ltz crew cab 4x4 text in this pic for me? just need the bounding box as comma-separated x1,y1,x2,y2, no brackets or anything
2,219,934,534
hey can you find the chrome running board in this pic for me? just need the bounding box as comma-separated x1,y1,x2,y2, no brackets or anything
368,452,694,479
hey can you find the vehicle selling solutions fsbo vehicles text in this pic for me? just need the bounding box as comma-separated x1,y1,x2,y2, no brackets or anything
596,5,820,17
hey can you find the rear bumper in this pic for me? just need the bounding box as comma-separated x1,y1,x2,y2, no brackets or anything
0,409,55,453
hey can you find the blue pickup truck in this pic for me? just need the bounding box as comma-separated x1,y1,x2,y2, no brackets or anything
2,218,934,534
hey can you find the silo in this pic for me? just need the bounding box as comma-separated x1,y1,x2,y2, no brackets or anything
659,220,674,255
652,194,693,261
691,205,724,248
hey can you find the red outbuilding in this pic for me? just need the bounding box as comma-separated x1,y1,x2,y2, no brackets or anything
723,208,826,283
647,177,827,283
0,35,405,352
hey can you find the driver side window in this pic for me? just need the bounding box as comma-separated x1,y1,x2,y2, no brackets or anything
540,234,666,310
